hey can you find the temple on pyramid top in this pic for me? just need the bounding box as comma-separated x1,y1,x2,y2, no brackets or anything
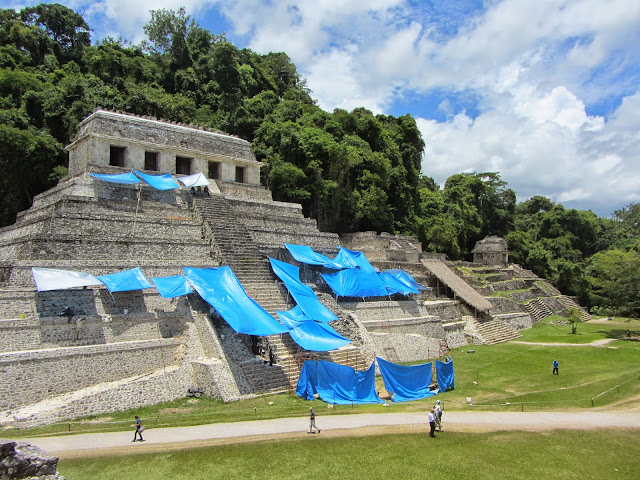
66,109,262,185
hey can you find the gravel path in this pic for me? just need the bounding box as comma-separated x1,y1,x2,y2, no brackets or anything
23,410,640,458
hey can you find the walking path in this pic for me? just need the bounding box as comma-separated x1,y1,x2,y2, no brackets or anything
22,411,640,458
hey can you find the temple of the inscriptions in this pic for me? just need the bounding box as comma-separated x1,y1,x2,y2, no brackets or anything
0,110,589,427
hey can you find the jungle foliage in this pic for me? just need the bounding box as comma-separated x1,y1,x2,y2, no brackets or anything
0,4,638,317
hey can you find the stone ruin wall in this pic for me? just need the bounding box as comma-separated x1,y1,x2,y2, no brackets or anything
0,338,182,411
68,111,262,185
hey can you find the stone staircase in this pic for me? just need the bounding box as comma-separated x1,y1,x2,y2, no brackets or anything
471,317,521,345
557,295,592,321
193,194,368,394
193,195,289,309
525,298,555,321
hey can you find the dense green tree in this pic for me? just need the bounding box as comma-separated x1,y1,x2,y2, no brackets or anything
20,3,90,63
0,124,62,225
586,248,640,317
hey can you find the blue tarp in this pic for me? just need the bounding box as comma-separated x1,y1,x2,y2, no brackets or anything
333,247,376,271
322,268,389,297
183,266,288,336
274,305,307,327
133,170,181,190
90,172,141,184
276,308,351,352
384,269,428,291
97,267,154,292
296,359,318,400
296,360,382,404
378,271,421,295
284,244,343,269
435,360,455,392
377,357,437,402
269,258,338,322
151,275,193,298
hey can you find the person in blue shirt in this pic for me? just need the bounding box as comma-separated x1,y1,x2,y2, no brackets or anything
133,415,144,442
552,360,559,375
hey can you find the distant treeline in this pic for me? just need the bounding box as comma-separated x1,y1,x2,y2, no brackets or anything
0,4,638,316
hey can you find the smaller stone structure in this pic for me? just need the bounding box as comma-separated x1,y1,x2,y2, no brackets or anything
0,439,65,479
472,236,509,266
340,231,422,263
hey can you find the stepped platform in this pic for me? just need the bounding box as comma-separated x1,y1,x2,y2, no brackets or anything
472,317,521,345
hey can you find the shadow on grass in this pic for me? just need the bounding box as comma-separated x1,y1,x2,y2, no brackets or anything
602,329,639,340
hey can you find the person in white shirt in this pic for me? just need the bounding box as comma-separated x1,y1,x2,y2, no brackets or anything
428,409,437,437
434,400,443,431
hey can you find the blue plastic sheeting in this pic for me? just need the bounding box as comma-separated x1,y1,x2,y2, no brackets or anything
296,360,382,404
296,359,319,400
377,357,437,402
276,308,351,352
151,275,193,298
378,271,421,295
275,305,307,327
322,268,389,297
333,247,376,271
284,244,343,269
435,360,455,392
183,266,288,336
90,172,141,184
133,170,181,190
97,267,154,292
384,269,428,291
269,258,338,322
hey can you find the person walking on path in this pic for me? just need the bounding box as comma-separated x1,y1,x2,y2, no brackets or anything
308,407,321,434
133,415,145,442
552,360,559,375
434,400,443,431
428,409,437,437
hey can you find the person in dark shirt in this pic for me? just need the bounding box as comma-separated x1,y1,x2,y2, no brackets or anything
133,415,144,442
308,407,321,433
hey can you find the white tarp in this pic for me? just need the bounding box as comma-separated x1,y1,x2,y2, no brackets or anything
31,267,102,292
177,172,210,187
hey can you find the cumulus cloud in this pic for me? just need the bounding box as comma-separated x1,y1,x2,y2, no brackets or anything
417,90,640,215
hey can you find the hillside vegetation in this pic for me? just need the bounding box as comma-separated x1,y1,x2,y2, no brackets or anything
0,4,638,316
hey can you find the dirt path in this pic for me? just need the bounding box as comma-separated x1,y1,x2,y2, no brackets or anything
23,410,640,459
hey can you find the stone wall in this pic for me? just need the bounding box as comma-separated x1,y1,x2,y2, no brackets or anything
493,312,533,330
443,321,467,348
361,316,444,338
369,333,441,363
420,300,465,321
67,110,262,185
488,296,528,314
0,339,182,410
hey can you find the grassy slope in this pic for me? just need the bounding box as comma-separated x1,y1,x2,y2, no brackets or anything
58,429,640,480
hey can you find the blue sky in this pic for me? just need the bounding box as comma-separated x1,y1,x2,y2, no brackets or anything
3,0,640,217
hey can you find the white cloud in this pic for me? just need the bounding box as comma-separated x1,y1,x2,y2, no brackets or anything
417,90,640,215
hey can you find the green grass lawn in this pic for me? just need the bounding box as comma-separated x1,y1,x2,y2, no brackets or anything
57,429,640,480
5,317,640,439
